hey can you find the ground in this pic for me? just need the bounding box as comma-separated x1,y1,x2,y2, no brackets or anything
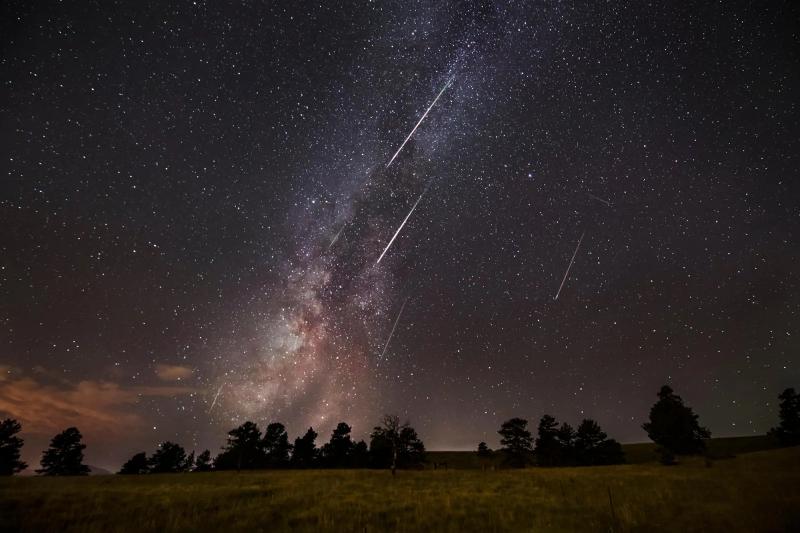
1,446,798,532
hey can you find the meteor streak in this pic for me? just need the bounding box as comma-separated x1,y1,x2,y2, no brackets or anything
378,298,409,361
587,192,611,207
386,76,454,168
376,188,427,265
554,232,585,301
208,383,225,413
327,224,345,250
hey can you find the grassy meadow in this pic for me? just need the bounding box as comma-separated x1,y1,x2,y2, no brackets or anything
1,445,798,532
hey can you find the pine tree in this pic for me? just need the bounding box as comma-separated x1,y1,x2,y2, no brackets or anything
477,441,492,457
0,418,27,475
643,385,710,462
148,441,189,473
769,387,800,446
498,418,533,467
262,422,292,468
37,427,90,476
321,422,355,467
291,427,318,468
555,423,576,465
214,421,265,470
574,419,624,465
194,450,213,471
534,415,561,466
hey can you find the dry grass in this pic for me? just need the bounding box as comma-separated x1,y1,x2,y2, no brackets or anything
1,447,798,532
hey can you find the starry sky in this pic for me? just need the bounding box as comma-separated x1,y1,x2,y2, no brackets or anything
1,1,799,470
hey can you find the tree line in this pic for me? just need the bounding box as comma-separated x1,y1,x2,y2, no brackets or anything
1,385,798,475
487,415,625,468
117,414,425,476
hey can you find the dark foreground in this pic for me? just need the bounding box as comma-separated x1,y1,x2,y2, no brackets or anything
1,447,798,532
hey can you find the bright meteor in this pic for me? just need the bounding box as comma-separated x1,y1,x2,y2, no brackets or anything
554,231,585,301
386,76,454,168
376,188,427,265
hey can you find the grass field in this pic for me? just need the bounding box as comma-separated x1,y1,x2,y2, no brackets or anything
1,446,798,532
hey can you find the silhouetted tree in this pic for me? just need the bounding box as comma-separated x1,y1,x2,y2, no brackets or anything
399,426,426,467
351,439,369,468
321,422,355,467
214,421,265,470
369,415,425,473
0,418,27,475
149,441,190,473
498,417,533,467
643,385,710,463
556,423,577,465
263,422,292,467
574,419,624,465
37,427,90,476
477,441,493,469
291,427,318,468
477,441,492,457
370,415,401,473
193,450,212,472
769,387,800,446
534,415,561,466
119,452,149,474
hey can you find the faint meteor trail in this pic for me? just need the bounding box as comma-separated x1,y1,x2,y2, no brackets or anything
587,192,611,207
554,232,585,301
208,383,224,413
386,76,454,168
327,224,345,250
376,188,427,265
379,298,409,360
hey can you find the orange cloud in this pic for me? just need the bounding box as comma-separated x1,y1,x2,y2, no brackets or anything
155,364,194,381
0,377,192,440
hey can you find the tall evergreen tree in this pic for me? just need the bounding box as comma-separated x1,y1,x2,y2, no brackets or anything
291,427,318,468
574,419,624,465
119,452,149,474
321,422,355,467
37,427,90,476
214,421,265,470
769,387,800,446
194,450,213,472
534,415,561,466
498,417,533,468
262,422,292,467
555,423,577,465
0,418,27,475
643,385,710,463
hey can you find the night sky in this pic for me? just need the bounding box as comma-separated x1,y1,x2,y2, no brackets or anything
2,1,799,471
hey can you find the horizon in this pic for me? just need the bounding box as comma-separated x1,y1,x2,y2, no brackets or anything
11,412,771,474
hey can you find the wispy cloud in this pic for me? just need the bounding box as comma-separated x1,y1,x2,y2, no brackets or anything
154,364,194,382
0,376,192,439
